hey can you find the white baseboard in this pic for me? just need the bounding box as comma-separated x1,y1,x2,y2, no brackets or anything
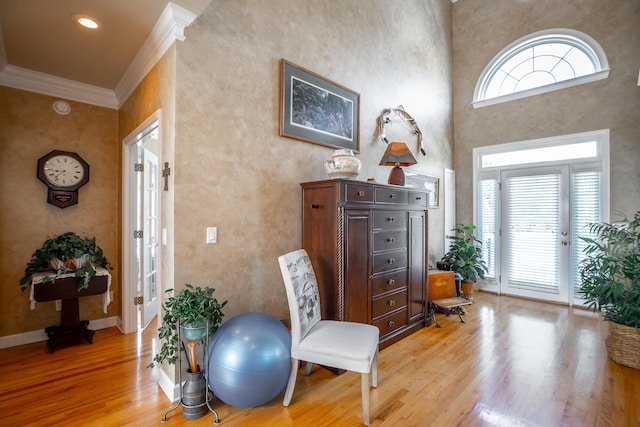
0,316,118,349
88,316,118,331
157,366,180,402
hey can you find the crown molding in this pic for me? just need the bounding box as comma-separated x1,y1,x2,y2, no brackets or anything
114,2,197,107
0,65,119,108
0,2,197,110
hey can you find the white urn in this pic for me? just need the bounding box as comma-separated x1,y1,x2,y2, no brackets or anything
324,149,361,180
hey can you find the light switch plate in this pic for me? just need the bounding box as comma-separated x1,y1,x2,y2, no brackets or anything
206,227,217,244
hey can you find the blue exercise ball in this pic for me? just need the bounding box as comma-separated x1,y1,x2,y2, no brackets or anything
208,312,291,408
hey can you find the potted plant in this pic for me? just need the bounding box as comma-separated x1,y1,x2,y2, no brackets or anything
579,210,640,369
148,284,227,372
149,284,227,420
441,224,488,301
19,231,112,292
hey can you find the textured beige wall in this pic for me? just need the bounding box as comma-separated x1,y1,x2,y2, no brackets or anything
119,44,178,316
172,0,454,321
452,0,640,226
0,87,119,336
0,0,453,341
118,43,177,381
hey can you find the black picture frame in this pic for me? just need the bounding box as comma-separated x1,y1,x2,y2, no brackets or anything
280,59,360,152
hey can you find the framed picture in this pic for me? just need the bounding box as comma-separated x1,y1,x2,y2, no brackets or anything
404,169,440,208
280,59,360,152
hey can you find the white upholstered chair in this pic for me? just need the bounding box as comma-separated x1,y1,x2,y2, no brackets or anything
278,249,380,425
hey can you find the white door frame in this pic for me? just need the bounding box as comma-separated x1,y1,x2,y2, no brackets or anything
444,168,456,254
121,110,162,334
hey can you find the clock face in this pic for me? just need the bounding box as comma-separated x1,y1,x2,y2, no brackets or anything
42,154,86,188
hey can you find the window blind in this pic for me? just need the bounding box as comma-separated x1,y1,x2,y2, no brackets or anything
478,179,498,278
505,174,560,293
571,171,602,295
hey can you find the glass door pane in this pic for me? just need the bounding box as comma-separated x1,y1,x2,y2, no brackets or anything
500,166,570,303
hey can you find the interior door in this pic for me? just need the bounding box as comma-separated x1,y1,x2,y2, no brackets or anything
127,120,160,332
141,148,159,329
500,165,570,303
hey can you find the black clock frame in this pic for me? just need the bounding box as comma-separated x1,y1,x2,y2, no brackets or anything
37,150,90,208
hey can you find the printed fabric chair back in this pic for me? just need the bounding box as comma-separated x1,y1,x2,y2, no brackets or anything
278,249,322,347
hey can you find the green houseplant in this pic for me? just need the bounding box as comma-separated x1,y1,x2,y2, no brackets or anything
441,224,489,300
579,211,640,369
20,231,112,292
148,284,227,373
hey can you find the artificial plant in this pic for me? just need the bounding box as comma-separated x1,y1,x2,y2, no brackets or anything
20,231,112,291
148,284,227,372
442,223,489,283
579,210,640,328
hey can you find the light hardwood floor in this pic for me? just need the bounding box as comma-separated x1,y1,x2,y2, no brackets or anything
2,291,639,426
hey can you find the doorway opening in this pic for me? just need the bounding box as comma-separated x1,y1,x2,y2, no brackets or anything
122,112,161,333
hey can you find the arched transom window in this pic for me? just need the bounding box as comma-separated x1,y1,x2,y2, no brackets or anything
474,29,609,108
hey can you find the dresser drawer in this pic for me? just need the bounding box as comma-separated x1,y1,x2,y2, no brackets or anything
373,249,407,274
409,191,428,207
373,210,407,230
372,289,407,318
375,187,408,204
373,309,407,337
372,270,407,297
373,230,407,252
345,183,374,203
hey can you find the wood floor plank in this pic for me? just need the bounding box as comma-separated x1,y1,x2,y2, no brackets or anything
1,292,639,426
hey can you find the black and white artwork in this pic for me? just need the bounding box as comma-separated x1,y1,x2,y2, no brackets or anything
287,255,320,338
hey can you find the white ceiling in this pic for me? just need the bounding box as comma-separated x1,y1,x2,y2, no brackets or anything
0,0,211,108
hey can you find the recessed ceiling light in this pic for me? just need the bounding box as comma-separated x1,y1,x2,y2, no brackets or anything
71,14,101,30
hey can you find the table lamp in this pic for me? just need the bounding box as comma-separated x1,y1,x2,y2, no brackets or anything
379,142,417,186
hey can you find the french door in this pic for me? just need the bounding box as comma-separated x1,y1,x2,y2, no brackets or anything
500,166,570,303
475,130,608,306
123,114,161,333
141,148,160,329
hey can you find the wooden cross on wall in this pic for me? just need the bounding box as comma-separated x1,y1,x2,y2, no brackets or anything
162,162,170,191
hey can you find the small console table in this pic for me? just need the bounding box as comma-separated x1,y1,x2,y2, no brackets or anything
30,268,111,353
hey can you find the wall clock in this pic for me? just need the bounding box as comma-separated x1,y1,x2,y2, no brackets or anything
37,150,90,208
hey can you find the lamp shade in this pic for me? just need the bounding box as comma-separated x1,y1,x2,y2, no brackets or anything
379,142,417,167
379,142,417,186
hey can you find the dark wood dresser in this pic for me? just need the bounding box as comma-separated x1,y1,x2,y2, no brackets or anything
301,179,428,349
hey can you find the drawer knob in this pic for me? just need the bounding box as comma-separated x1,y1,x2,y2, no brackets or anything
311,204,320,209
387,278,395,286
415,196,422,200
390,194,397,199
387,217,396,222
387,320,395,327
387,258,395,265
387,237,395,244
357,191,365,196
387,300,395,307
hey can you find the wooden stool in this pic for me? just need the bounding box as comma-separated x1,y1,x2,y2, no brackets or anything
428,271,471,328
